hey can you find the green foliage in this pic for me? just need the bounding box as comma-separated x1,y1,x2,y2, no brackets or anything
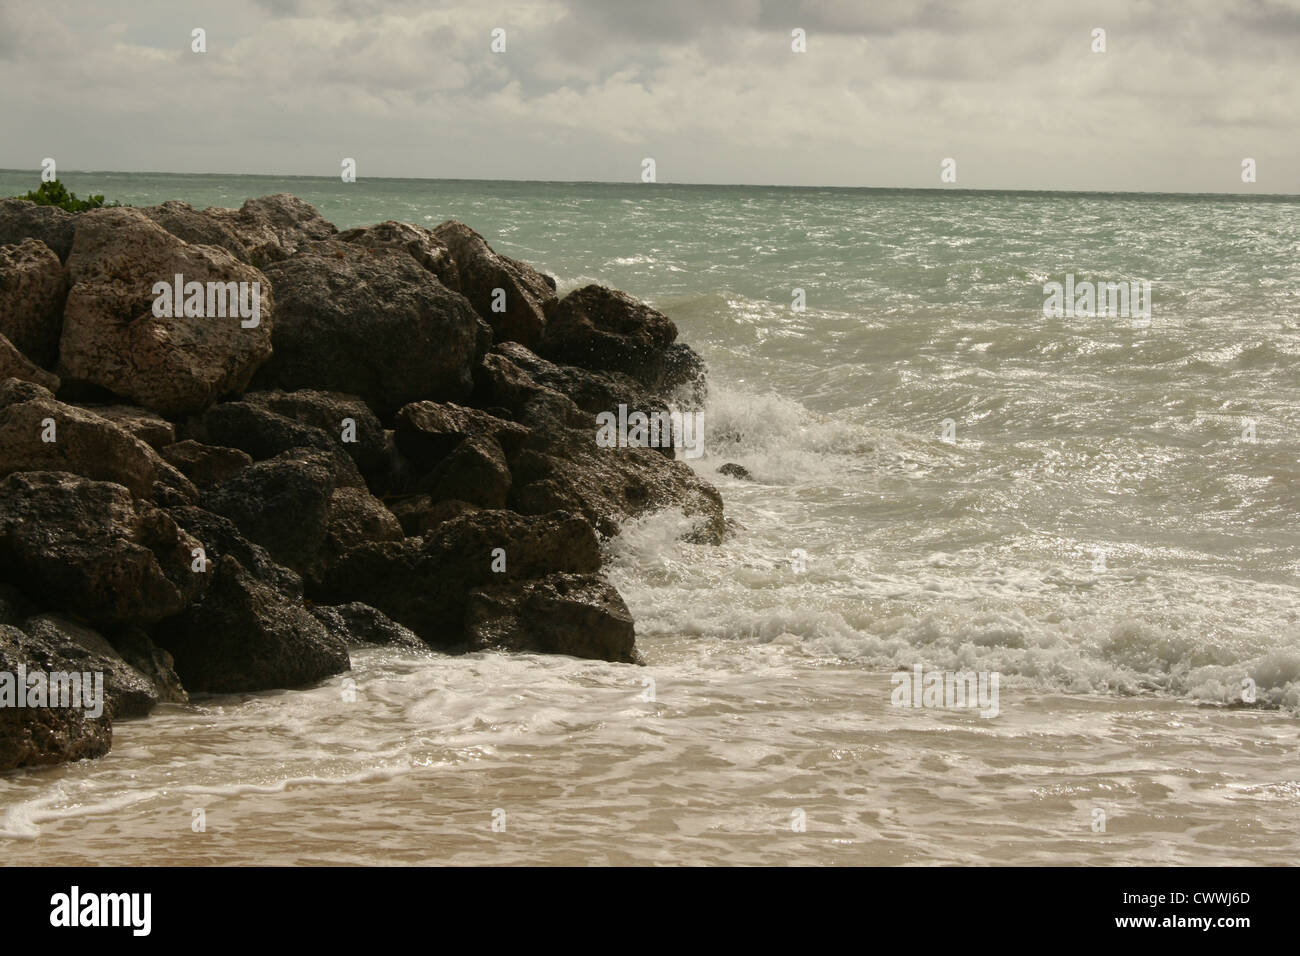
13,180,121,212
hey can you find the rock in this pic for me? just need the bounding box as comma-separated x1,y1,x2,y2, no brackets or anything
0,584,36,627
0,379,196,501
0,623,112,772
322,509,601,645
181,399,364,488
154,556,350,694
538,285,678,391
386,495,478,537
202,448,337,575
204,194,338,269
472,347,725,542
0,238,67,366
20,614,159,719
82,405,175,450
717,462,753,480
662,342,708,409
307,602,425,650
58,207,273,415
256,241,481,416
432,220,556,349
0,472,206,627
337,220,460,291
0,333,60,390
422,435,512,508
161,440,253,488
139,200,252,263
110,627,189,705
165,504,303,601
313,486,404,585
394,400,528,469
0,199,76,262
243,390,388,486
465,573,637,663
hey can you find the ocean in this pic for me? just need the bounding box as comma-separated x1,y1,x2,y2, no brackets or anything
2,170,1298,864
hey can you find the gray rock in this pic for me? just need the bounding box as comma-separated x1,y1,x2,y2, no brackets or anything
0,199,75,262
0,238,67,366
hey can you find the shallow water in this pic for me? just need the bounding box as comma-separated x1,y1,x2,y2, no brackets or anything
1,171,1297,864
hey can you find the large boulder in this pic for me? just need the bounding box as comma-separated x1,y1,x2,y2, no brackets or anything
165,504,303,601
110,627,189,705
204,194,337,269
0,623,112,772
57,208,273,415
322,509,601,645
154,556,349,694
0,237,67,366
337,220,460,291
474,346,725,542
308,602,425,650
0,199,75,262
81,404,175,450
0,472,206,627
312,486,404,585
465,573,637,663
538,285,678,390
432,221,556,349
0,334,60,391
161,440,252,489
202,448,338,575
139,200,252,263
181,398,364,488
394,400,529,469
243,389,389,486
0,380,196,501
256,241,482,415
20,614,159,719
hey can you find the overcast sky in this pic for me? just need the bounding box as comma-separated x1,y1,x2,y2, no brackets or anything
1,0,1296,193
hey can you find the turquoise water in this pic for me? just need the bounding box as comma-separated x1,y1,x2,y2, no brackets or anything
3,172,1299,863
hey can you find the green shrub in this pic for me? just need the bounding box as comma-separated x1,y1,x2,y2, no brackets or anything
13,180,121,212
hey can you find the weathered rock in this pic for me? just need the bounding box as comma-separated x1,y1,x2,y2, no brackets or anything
0,472,205,626
538,284,678,390
204,194,338,269
0,584,35,627
155,556,349,694
181,399,364,488
244,389,388,486
717,462,753,480
465,573,637,663
202,448,337,575
140,200,252,263
308,602,425,650
0,379,196,501
82,404,175,450
0,238,67,366
58,207,273,415
165,504,303,601
386,495,478,537
662,342,708,409
0,199,75,262
257,241,481,415
472,346,724,542
312,486,404,584
110,627,188,705
161,440,252,488
432,221,556,349
0,623,112,772
0,334,60,390
21,614,158,719
338,220,460,291
394,400,529,470
422,435,511,508
322,509,601,645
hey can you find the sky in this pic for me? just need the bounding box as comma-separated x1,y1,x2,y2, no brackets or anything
1,0,1297,193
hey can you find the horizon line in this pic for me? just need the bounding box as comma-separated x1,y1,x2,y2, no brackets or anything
2,168,1296,201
